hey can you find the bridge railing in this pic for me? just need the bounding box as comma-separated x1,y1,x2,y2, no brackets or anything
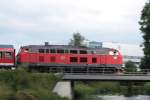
46,67,150,75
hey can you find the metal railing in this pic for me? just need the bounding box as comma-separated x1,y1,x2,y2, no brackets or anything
41,67,150,76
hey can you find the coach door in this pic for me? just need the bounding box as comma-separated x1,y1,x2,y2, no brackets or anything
0,51,3,64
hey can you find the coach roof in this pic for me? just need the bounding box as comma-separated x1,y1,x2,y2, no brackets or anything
0,45,14,48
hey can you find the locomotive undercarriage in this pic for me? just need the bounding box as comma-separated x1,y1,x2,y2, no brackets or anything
28,63,122,74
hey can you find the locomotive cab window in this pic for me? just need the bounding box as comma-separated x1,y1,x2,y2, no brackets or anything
50,49,56,53
70,50,78,54
24,48,29,52
80,57,87,63
0,52,2,59
92,58,97,63
39,49,45,53
114,50,119,55
6,52,12,59
70,57,78,62
57,49,64,53
80,50,87,54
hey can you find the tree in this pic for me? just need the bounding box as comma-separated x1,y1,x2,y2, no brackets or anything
69,32,86,47
139,1,150,69
124,61,137,72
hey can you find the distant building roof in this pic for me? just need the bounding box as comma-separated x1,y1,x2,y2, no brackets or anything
88,41,102,48
0,45,14,48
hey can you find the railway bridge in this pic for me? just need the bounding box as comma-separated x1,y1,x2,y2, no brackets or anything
62,73,150,82
53,70,150,100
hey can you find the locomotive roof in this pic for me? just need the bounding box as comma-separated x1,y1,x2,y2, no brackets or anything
0,45,14,48
22,45,115,51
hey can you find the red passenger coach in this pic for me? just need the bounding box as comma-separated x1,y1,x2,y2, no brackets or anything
0,45,15,69
17,43,123,73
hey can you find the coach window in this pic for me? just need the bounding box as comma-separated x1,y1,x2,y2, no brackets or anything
80,57,87,63
46,49,49,53
92,57,97,63
50,49,56,53
70,57,78,63
39,49,45,53
70,50,78,54
0,52,2,59
80,50,87,54
6,52,12,59
57,49,64,53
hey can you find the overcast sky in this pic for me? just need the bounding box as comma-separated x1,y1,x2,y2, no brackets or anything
0,0,148,49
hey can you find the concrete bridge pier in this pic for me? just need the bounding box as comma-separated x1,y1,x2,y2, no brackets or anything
53,81,74,100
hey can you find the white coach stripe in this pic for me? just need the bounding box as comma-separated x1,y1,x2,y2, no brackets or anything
0,63,14,66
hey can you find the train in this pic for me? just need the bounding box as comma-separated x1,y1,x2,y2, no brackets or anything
0,43,123,73
0,45,15,69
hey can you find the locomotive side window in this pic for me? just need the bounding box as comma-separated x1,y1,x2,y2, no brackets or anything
50,49,56,53
0,52,2,59
65,50,69,53
92,58,97,63
6,52,12,59
80,50,87,54
70,57,78,62
90,51,94,54
39,49,45,53
57,49,64,53
46,49,49,53
70,50,78,54
80,57,87,63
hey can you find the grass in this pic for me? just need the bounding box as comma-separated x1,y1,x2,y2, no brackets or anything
0,67,68,100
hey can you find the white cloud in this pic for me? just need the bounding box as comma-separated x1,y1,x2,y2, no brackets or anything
0,0,148,47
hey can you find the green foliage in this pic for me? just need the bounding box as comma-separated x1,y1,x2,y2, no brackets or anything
139,1,150,69
75,82,95,100
74,82,150,99
124,60,137,72
144,83,150,95
0,68,68,100
74,82,121,100
69,32,86,47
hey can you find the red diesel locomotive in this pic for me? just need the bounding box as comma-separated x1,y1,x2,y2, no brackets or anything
0,45,15,69
17,43,123,73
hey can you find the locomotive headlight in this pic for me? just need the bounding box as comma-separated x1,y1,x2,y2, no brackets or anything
113,56,118,59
